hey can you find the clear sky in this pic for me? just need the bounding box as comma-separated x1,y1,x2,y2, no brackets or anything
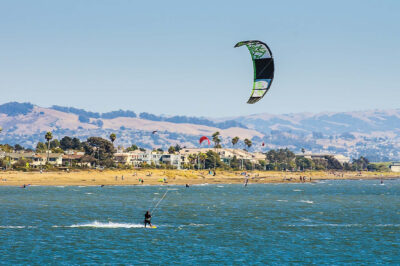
0,0,399,117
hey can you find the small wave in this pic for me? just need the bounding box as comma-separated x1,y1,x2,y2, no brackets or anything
287,224,362,227
217,186,224,188
85,193,93,195
54,221,145,228
0,225,26,229
188,223,213,227
56,186,65,188
167,188,179,191
78,186,86,188
178,223,213,228
276,200,288,202
298,200,314,204
376,224,400,227
293,189,303,192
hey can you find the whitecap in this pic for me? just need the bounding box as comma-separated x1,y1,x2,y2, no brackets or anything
179,223,213,227
0,225,26,229
293,189,303,192
276,200,288,202
376,224,400,227
288,223,362,227
217,186,224,188
189,223,213,227
298,200,314,204
85,193,93,195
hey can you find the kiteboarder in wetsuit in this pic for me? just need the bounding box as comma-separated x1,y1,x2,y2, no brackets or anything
144,211,152,228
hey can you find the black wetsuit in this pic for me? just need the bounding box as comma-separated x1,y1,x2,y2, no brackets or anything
144,212,152,227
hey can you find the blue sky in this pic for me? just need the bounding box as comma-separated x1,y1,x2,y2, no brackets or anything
0,0,399,117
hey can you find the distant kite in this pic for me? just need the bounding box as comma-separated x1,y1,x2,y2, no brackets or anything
199,136,211,146
152,130,158,134
235,40,275,104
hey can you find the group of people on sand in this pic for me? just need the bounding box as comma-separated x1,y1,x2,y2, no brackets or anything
115,175,125,181
299,176,311,182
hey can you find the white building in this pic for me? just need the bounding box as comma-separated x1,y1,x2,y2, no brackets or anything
296,153,350,164
179,148,263,165
160,154,182,169
390,162,400,172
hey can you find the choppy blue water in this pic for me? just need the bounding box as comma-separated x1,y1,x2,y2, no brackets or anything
1,180,399,265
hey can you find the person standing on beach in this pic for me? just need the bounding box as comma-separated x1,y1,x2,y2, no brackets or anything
144,211,152,228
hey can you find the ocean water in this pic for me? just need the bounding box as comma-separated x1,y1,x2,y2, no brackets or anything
1,180,399,264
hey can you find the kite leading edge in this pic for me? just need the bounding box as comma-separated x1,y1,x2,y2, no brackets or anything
234,40,275,104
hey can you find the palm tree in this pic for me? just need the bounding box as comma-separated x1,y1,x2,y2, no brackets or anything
45,131,53,163
244,138,252,150
232,136,239,147
109,133,116,144
188,154,197,168
0,126,2,133
199,153,207,169
301,148,305,154
212,131,221,148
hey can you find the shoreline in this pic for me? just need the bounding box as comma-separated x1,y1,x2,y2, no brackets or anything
1,169,399,186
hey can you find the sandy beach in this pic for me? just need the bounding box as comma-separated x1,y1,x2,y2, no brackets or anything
0,169,399,186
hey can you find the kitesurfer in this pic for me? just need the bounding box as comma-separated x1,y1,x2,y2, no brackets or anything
144,211,152,228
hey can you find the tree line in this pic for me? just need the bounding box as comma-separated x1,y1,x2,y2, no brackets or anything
0,131,389,172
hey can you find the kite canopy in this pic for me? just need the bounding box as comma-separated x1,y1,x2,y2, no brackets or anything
199,136,211,145
234,40,274,104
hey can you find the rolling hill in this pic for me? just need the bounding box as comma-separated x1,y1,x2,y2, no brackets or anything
0,102,399,161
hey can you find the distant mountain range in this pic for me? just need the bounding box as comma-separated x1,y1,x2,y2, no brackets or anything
0,102,399,161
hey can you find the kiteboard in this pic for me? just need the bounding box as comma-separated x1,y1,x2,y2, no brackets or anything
148,226,157,229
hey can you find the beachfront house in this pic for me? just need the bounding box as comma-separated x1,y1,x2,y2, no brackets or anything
35,153,64,166
31,154,46,167
0,152,63,168
62,154,84,167
114,152,133,165
296,153,350,164
390,162,400,172
160,154,182,169
178,148,261,167
2,152,36,166
113,150,166,167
